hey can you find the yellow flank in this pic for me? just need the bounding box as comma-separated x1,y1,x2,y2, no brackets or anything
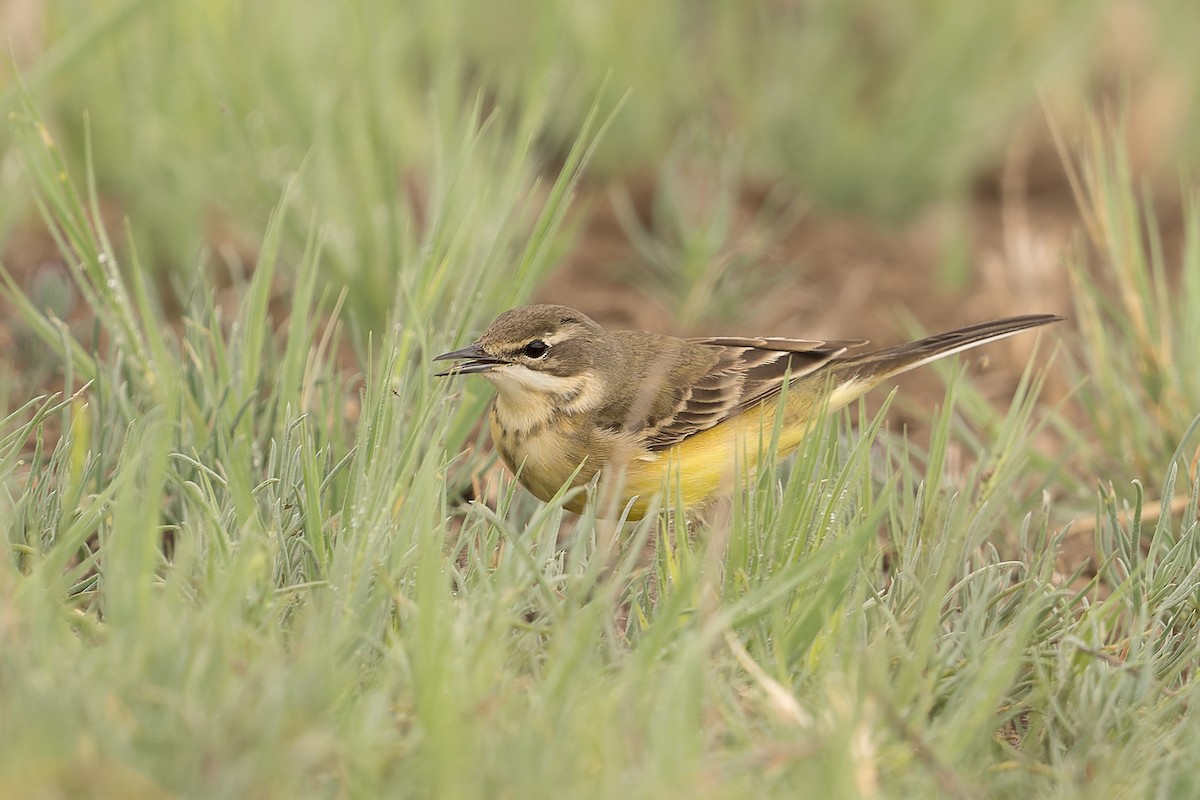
615,377,865,519
495,375,866,520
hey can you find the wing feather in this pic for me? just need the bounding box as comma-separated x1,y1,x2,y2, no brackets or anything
641,336,866,451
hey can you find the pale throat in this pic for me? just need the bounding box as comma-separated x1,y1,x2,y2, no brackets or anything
485,366,600,434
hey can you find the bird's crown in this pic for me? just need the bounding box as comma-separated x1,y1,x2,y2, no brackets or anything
477,304,602,352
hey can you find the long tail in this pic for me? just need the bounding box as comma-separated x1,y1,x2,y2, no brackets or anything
824,314,1062,405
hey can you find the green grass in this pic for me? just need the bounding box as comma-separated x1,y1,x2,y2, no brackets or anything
0,0,1122,324
4,111,1200,796
5,1,1200,797
1061,111,1200,480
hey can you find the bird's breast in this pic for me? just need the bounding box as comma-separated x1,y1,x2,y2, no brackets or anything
488,404,598,505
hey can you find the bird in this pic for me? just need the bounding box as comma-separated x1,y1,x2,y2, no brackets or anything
435,304,1061,519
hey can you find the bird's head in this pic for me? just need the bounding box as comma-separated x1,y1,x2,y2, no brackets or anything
434,304,608,398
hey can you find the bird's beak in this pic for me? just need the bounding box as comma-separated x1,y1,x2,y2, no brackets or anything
433,343,507,376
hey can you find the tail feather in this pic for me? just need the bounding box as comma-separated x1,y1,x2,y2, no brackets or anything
834,314,1063,385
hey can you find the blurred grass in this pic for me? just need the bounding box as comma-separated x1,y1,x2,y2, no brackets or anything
5,0,1190,327
1061,110,1200,481
3,0,1200,797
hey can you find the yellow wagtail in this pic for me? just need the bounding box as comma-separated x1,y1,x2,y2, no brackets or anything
435,305,1060,518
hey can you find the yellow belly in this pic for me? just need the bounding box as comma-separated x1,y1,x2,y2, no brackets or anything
489,386,838,520
620,395,822,518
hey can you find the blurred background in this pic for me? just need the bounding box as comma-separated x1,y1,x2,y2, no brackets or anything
1,0,1198,427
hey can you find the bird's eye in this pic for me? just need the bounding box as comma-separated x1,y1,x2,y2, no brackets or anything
522,340,550,359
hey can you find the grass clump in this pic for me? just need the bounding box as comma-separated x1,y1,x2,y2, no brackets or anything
1063,112,1200,481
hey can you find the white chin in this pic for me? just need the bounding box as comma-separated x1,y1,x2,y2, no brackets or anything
485,365,580,396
